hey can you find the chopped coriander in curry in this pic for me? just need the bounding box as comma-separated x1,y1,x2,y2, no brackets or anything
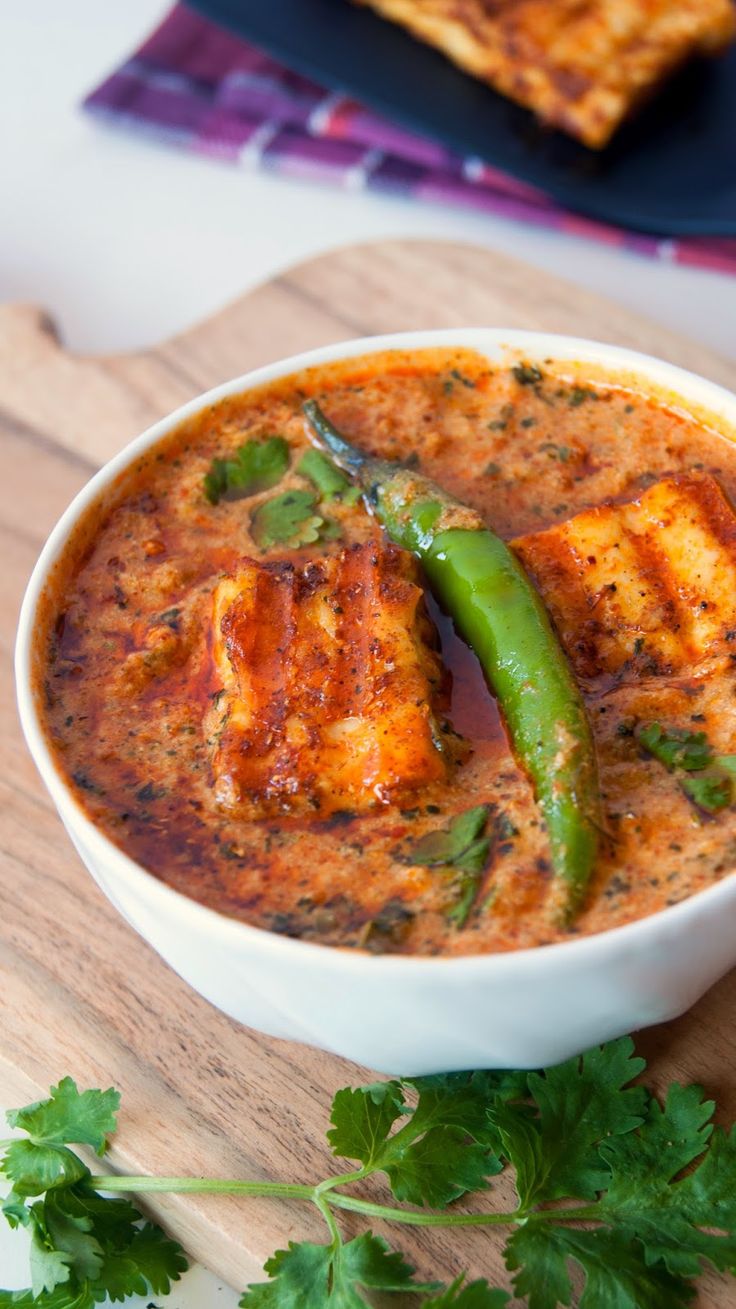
36,347,736,955
204,433,289,504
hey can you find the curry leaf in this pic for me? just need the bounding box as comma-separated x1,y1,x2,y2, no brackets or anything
446,839,494,928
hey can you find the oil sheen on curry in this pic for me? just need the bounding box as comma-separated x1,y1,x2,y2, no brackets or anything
38,348,736,955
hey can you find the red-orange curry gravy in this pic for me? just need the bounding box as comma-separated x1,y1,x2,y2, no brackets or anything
37,348,736,955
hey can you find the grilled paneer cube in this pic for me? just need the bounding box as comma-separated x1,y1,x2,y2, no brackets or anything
209,541,447,816
357,0,736,147
514,473,736,681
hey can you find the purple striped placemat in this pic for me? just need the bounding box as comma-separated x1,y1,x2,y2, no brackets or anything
84,4,736,277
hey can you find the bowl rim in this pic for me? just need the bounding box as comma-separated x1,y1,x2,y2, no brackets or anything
15,325,736,977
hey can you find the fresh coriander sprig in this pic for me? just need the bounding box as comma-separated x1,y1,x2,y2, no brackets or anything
3,1039,736,1307
0,1079,186,1307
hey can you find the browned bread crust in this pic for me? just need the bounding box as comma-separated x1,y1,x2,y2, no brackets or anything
356,0,736,146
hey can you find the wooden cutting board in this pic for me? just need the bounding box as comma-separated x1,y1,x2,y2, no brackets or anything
3,239,736,1305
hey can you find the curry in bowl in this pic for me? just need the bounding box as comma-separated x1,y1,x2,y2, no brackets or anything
37,347,736,957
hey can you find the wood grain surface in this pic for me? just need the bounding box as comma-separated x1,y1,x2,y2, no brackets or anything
2,239,736,1304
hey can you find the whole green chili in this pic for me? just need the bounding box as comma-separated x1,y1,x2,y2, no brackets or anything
303,399,601,920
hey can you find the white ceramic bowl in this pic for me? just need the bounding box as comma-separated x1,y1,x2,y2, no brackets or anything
16,329,736,1075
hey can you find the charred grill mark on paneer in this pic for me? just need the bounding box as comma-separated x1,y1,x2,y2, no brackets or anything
209,542,448,816
514,474,736,682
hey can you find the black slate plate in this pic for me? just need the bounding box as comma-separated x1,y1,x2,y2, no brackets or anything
189,0,736,237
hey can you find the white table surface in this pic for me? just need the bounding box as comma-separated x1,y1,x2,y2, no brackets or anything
2,1,736,1299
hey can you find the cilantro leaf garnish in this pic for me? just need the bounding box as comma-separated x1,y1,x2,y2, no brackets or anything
424,1276,509,1307
7,1081,119,1157
327,1071,519,1208
204,436,289,504
595,1084,736,1277
637,723,713,772
250,490,325,549
40,1192,104,1284
512,363,543,386
404,806,491,927
0,1290,97,1308
681,770,732,811
238,1232,434,1307
6,1041,736,1309
92,1223,187,1300
29,1231,71,1297
3,1141,89,1197
494,1037,647,1206
506,1224,692,1309
383,1120,495,1210
638,722,736,812
327,1083,407,1169
1,1083,186,1306
3,1082,119,1199
297,449,361,504
1,1191,30,1229
407,805,489,866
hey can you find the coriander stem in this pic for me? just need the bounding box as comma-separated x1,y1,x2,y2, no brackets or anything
87,1175,315,1201
314,1192,342,1248
328,1193,522,1226
87,1174,602,1230
329,1196,603,1227
316,1166,370,1194
534,1205,600,1223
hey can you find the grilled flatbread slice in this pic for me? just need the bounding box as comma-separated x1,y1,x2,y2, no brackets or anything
357,0,736,147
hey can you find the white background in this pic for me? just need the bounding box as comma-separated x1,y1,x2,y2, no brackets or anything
2,0,735,1301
